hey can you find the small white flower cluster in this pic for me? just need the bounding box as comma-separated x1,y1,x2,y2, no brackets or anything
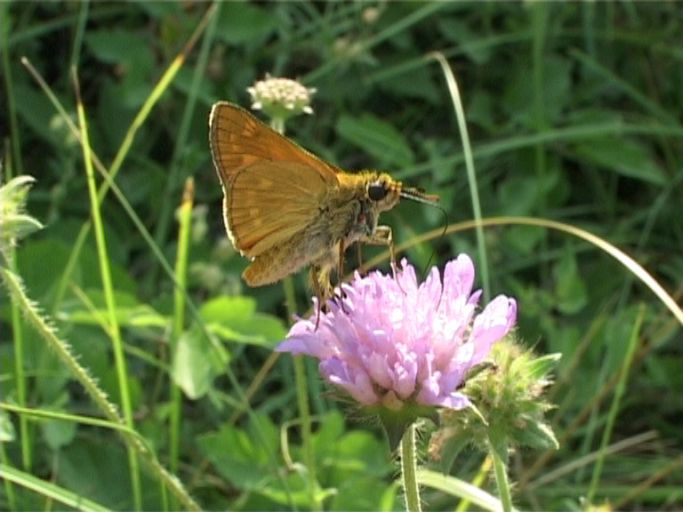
247,74,316,119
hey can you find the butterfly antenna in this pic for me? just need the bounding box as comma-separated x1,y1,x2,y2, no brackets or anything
423,203,448,274
400,186,440,206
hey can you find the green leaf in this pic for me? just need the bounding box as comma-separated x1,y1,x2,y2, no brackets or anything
58,440,139,508
553,251,588,315
525,353,562,381
417,469,503,511
64,289,167,328
573,136,667,185
0,410,16,442
336,114,415,168
201,296,286,347
197,415,278,489
42,417,77,450
515,417,560,450
172,327,220,399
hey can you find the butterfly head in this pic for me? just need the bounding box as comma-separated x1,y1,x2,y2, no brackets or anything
365,172,403,212
365,172,439,212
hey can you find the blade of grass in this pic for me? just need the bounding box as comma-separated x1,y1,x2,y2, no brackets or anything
528,430,658,490
395,120,683,181
0,463,110,512
6,4,125,48
68,0,89,69
1,2,23,174
586,305,644,503
532,3,550,290
72,68,142,511
0,445,17,510
417,468,505,512
169,178,194,477
427,51,491,301
614,453,683,508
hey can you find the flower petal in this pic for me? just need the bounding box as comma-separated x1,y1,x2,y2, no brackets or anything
469,295,517,365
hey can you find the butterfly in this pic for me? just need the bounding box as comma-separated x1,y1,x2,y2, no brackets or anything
209,101,438,311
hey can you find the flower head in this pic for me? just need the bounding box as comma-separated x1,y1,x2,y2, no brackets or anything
277,255,517,414
0,175,42,260
247,74,316,121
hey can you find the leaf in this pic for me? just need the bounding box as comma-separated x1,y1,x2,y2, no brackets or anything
573,136,667,185
525,353,562,381
553,251,588,315
417,469,502,511
0,410,16,442
63,289,167,328
197,415,278,489
201,296,286,347
336,114,415,168
42,418,77,450
172,327,221,399
58,440,138,508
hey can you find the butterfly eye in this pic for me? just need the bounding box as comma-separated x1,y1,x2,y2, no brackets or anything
368,181,388,201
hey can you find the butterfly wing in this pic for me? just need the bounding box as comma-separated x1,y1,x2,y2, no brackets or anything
209,101,341,185
209,102,342,256
226,161,331,257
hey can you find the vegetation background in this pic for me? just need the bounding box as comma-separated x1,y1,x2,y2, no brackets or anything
1,2,682,510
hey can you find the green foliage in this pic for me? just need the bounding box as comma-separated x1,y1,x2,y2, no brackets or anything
1,2,682,511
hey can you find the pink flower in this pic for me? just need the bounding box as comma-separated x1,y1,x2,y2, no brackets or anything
276,255,517,412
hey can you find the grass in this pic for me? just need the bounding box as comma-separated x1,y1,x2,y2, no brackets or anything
1,2,682,511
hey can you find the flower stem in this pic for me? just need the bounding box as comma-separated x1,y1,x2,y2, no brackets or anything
488,432,513,512
273,115,319,511
282,276,320,511
400,424,422,512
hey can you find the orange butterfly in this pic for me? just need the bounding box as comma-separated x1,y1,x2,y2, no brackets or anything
209,102,438,307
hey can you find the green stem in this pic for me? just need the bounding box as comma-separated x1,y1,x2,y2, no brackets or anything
488,433,513,512
586,305,644,504
428,52,490,302
400,424,421,512
283,251,319,511
274,113,320,510
170,179,194,476
8,249,31,471
2,9,33,473
0,445,17,510
74,72,142,510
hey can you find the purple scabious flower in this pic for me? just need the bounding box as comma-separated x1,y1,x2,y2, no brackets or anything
276,255,517,413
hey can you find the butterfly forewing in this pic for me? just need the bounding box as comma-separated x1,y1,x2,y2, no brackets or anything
209,102,340,186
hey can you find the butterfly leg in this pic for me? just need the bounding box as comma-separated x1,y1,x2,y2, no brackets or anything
335,240,351,314
310,265,333,329
363,225,395,268
362,226,405,292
